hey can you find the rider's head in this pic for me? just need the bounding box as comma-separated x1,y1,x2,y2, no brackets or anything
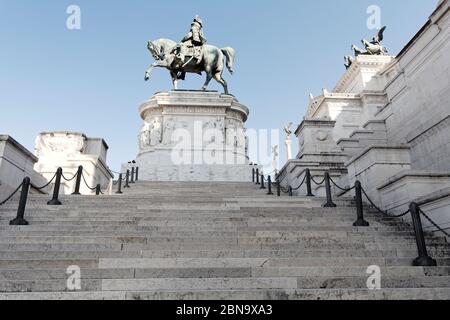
193,15,203,27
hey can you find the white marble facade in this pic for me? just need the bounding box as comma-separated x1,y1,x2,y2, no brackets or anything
132,90,252,181
278,1,450,234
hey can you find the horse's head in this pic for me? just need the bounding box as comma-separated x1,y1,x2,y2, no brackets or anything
147,41,165,61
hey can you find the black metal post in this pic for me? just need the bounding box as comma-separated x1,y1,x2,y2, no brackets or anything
72,166,83,195
276,180,281,197
267,176,274,195
48,168,63,206
288,186,293,197
323,172,337,208
124,170,130,188
130,167,135,184
256,169,260,185
306,169,314,197
10,177,30,226
116,174,123,194
410,202,437,267
95,184,101,196
252,168,255,183
353,181,369,227
260,175,266,189
135,167,139,182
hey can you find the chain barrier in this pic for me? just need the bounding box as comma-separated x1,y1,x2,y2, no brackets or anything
329,176,355,193
269,166,448,265
419,209,450,237
311,176,326,186
0,182,23,206
279,185,290,194
81,172,98,191
291,173,307,191
62,172,78,182
361,187,410,218
31,172,57,191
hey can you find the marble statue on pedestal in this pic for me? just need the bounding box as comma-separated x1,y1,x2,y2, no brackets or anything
272,145,279,175
345,26,388,68
352,26,388,56
144,16,235,94
284,122,293,160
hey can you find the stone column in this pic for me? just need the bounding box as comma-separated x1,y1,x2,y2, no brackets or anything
285,136,292,160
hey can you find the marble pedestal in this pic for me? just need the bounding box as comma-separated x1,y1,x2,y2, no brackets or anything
134,90,252,181
34,132,113,195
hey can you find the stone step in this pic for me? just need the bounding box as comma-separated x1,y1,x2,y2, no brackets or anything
0,241,445,255
0,233,444,243
0,279,102,292
0,230,431,239
253,266,450,277
120,241,444,251
100,277,293,291
6,274,448,292
1,248,449,260
100,276,450,292
0,224,417,232
97,257,396,269
0,220,412,229
0,291,126,300
1,179,448,299
96,257,444,269
0,259,99,269
0,215,384,224
2,288,450,300
2,266,448,282
125,288,450,300
0,236,443,250
0,207,381,215
0,242,372,252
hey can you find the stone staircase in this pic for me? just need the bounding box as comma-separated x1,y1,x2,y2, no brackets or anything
0,181,449,300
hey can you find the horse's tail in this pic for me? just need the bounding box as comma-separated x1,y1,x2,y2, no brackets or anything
221,47,235,74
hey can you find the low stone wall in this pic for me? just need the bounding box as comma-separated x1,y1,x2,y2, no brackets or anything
0,135,48,201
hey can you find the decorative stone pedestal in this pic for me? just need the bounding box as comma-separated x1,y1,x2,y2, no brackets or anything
133,90,252,181
34,132,113,195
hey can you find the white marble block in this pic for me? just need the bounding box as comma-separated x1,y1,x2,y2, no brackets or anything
295,119,342,159
134,90,252,181
34,132,113,195
346,145,412,204
378,171,450,212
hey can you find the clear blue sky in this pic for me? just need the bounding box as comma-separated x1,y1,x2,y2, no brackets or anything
0,0,438,171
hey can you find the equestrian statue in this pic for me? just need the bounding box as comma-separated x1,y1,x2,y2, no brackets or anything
144,15,235,95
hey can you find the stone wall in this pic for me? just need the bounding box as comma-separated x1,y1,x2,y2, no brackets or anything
379,2,450,172
0,135,48,200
